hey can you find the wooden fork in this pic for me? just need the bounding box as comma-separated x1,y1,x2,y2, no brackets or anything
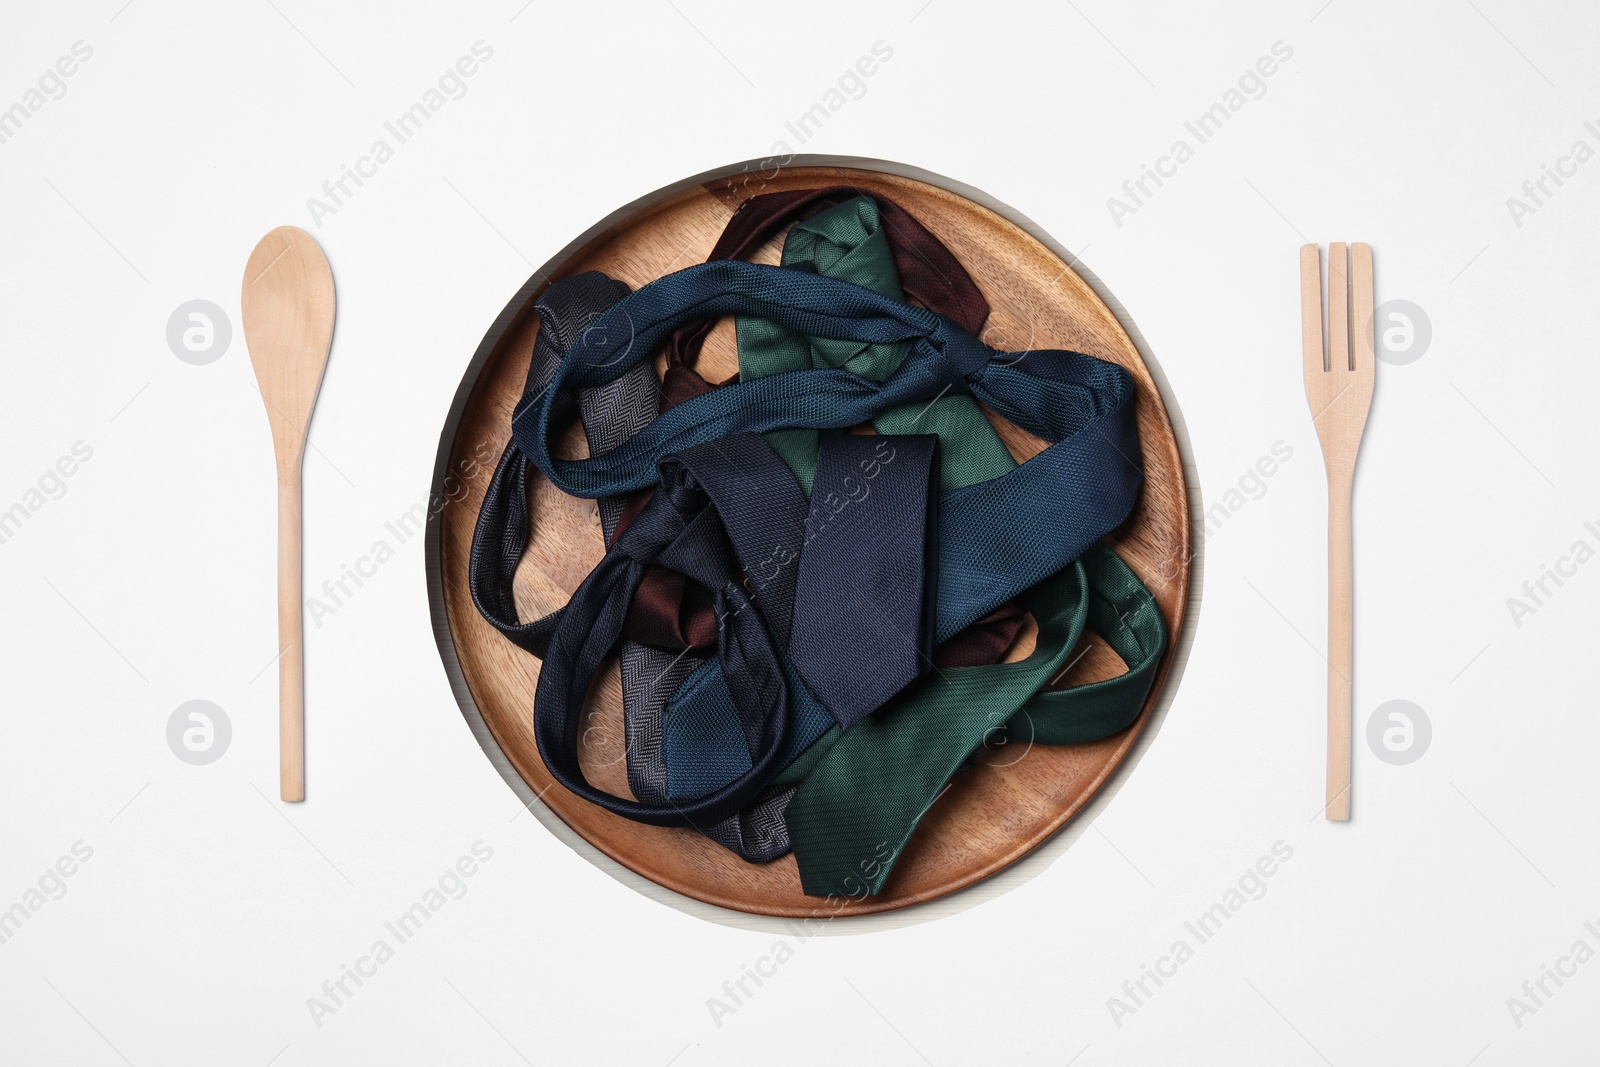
1300,242,1374,822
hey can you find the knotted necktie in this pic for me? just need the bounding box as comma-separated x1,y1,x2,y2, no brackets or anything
655,185,992,411
512,262,1157,775
735,195,1016,493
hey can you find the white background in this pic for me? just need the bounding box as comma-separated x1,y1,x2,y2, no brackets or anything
2,0,1595,1063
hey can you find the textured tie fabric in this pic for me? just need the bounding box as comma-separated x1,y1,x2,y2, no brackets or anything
509,260,1146,615
532,434,798,825
466,272,802,853
542,279,690,809
469,271,636,656
652,199,1163,892
465,271,700,811
631,191,1020,860
467,267,881,858
785,542,1166,897
530,430,939,826
516,256,1158,789
658,432,941,806
470,205,1170,896
625,190,1014,653
734,196,1015,493
658,185,993,409
661,196,1022,827
515,258,1146,763
786,433,940,728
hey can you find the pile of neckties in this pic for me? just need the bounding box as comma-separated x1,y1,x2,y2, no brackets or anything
470,187,1167,899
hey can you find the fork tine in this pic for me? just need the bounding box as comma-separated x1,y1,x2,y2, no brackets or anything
1328,242,1350,372
1351,243,1374,377
1300,244,1324,373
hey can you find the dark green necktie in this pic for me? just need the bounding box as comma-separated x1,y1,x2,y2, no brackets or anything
783,542,1163,897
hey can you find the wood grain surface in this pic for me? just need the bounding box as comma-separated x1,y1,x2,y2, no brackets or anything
433,166,1190,916
1300,241,1374,822
241,225,335,803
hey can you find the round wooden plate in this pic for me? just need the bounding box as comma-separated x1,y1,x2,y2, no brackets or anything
430,163,1190,917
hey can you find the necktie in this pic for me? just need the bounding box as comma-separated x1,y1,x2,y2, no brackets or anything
534,433,799,826
734,195,1015,492
785,543,1165,896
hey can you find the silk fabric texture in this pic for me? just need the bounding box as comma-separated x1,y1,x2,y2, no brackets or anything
625,193,1028,862
471,193,1167,897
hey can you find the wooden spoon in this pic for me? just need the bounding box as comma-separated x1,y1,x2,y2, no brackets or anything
241,226,335,802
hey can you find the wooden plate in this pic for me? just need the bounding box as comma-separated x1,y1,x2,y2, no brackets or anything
429,163,1190,917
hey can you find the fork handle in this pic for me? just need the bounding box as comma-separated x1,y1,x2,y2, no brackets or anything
1325,473,1353,820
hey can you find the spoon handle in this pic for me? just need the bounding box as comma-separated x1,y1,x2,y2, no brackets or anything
277,460,305,801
